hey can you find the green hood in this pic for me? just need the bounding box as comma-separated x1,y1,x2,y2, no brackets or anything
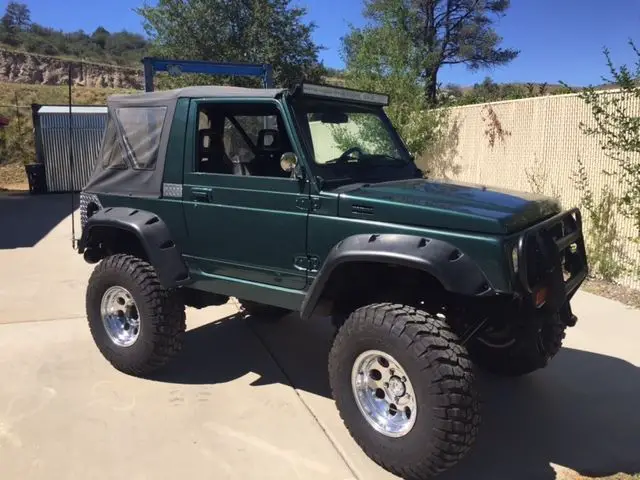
338,178,561,234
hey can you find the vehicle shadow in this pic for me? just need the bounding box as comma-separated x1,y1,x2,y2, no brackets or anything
154,312,640,480
0,193,77,249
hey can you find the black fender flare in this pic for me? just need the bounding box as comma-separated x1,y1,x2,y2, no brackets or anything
78,207,190,289
300,233,496,320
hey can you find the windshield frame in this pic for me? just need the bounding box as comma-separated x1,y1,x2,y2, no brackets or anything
285,95,416,188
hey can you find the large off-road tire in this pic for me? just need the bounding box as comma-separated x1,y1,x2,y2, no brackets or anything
328,303,480,480
468,313,566,377
86,254,186,376
238,299,290,320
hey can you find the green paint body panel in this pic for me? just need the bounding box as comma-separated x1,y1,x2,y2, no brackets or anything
88,91,570,312
94,194,188,249
335,179,561,234
181,98,310,292
307,204,512,293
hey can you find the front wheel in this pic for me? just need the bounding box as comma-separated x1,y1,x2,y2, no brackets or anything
467,313,567,377
328,303,480,479
86,254,186,376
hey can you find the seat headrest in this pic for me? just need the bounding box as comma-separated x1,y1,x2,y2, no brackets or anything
199,129,224,154
257,129,279,151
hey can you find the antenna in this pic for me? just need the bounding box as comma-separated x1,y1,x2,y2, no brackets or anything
68,62,76,250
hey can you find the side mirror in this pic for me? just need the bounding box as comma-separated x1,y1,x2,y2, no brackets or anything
280,152,298,173
281,152,304,180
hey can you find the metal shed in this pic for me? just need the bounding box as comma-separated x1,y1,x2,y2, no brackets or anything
33,105,108,192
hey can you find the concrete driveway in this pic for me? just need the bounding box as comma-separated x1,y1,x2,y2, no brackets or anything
1,193,639,480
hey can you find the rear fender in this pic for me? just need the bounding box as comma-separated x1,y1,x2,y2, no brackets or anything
79,207,190,289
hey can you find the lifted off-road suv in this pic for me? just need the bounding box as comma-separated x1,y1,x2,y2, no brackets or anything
78,82,588,479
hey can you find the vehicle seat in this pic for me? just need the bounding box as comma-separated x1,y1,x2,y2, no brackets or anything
252,129,285,177
198,129,234,174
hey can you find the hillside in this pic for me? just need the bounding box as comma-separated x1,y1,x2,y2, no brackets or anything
0,48,143,88
0,3,147,66
0,81,133,107
0,47,143,88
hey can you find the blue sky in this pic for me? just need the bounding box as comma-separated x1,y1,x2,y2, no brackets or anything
15,0,640,87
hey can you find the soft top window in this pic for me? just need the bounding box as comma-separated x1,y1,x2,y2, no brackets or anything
115,106,167,170
100,117,127,170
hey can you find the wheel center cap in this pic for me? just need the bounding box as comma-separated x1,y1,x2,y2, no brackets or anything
388,376,406,397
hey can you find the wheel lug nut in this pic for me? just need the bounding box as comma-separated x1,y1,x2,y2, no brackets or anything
384,382,389,388
401,376,406,382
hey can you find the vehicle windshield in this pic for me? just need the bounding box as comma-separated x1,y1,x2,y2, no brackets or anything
290,97,420,187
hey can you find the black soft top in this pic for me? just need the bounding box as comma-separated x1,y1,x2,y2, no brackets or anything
83,86,285,197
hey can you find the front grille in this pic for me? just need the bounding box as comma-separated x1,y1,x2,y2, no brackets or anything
524,237,545,287
518,208,588,299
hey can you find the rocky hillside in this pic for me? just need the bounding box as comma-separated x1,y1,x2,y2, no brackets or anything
0,48,143,89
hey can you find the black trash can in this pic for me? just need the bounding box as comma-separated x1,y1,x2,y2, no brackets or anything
25,163,46,194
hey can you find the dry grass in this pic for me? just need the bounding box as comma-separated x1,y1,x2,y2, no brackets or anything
0,82,134,107
0,162,28,188
0,44,142,70
583,278,640,309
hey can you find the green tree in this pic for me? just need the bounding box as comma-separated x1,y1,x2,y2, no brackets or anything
339,2,467,175
1,2,31,33
576,41,640,242
136,0,325,87
344,0,518,106
470,76,501,102
91,27,110,50
340,15,448,161
0,4,147,66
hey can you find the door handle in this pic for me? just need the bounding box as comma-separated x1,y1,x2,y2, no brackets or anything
192,188,211,202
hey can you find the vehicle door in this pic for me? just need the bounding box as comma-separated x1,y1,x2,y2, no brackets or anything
182,98,310,290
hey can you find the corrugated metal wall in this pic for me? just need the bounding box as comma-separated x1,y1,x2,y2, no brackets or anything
433,91,640,289
37,107,107,192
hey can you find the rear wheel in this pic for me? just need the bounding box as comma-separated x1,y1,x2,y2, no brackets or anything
86,254,186,376
328,303,480,479
468,313,566,377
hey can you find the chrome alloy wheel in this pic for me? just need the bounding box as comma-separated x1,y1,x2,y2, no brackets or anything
100,286,141,347
351,350,417,437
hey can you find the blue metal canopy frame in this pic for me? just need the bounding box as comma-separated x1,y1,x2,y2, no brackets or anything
142,57,274,92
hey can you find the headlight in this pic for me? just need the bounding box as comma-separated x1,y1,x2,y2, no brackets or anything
511,246,519,273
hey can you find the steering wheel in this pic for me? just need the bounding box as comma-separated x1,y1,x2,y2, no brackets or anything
337,146,365,163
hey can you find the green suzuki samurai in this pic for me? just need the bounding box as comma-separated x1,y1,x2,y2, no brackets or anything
78,82,588,479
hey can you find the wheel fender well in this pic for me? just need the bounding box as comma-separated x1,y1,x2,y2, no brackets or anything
79,207,190,289
300,234,494,320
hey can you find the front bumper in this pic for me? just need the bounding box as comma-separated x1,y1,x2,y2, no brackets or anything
516,208,588,318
